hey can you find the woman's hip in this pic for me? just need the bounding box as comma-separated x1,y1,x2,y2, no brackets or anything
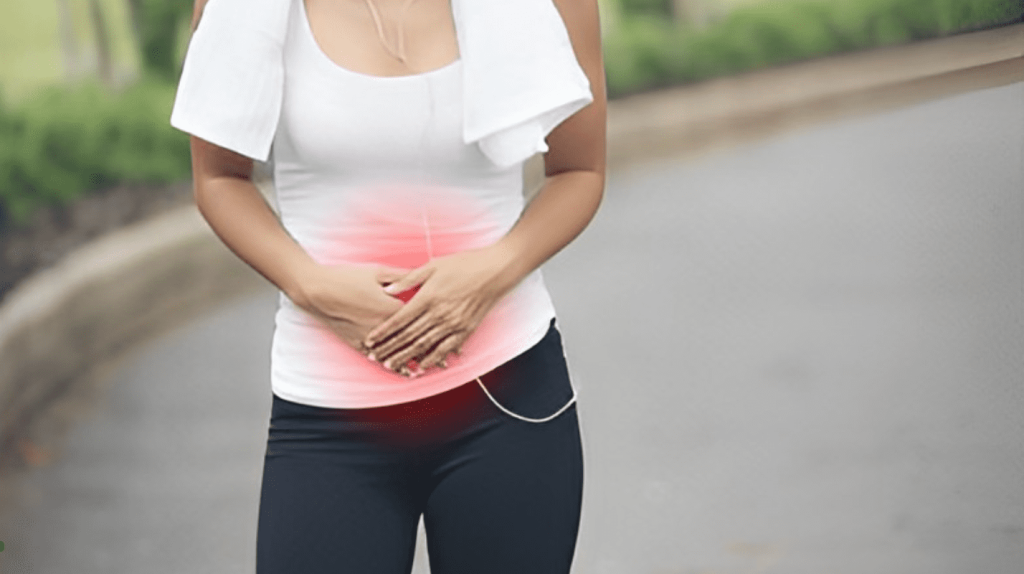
264,317,578,451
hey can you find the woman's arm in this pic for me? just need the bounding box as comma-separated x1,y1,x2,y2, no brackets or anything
363,0,607,375
190,137,406,353
190,136,319,307
184,0,406,354
490,0,607,291
183,1,313,302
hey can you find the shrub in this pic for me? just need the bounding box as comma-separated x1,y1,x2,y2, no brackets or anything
134,0,194,82
0,78,190,226
605,0,1024,98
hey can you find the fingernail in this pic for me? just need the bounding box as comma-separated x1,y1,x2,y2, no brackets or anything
367,353,376,362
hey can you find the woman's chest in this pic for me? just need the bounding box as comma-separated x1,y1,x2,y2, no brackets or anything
276,62,470,173
273,0,482,175
300,0,460,79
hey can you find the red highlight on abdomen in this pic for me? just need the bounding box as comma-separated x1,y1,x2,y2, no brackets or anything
300,182,523,408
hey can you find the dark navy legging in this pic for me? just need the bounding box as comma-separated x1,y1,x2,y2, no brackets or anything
255,318,583,574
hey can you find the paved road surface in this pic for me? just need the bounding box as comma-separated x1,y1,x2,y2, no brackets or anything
1,80,1022,574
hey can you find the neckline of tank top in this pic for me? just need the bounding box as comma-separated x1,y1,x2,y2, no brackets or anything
297,0,462,82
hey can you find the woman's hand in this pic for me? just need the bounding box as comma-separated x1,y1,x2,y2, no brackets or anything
294,263,411,357
362,246,516,376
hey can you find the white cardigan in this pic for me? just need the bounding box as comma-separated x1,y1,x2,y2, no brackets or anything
170,0,593,168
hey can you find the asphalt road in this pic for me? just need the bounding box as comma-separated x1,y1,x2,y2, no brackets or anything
1,80,1022,574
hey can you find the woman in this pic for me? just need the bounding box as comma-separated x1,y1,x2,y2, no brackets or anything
172,0,605,572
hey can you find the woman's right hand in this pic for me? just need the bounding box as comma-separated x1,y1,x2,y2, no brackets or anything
292,263,410,358
187,133,417,368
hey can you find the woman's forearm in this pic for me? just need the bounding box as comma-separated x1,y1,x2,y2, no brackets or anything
489,0,607,297
491,169,604,292
194,173,322,307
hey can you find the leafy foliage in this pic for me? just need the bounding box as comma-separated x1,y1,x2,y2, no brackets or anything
605,0,1023,97
133,0,194,81
0,78,190,226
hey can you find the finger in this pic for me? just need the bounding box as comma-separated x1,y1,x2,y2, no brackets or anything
366,295,429,350
366,283,431,348
375,264,412,287
374,315,442,368
381,266,431,298
416,332,463,371
369,306,435,361
383,323,450,375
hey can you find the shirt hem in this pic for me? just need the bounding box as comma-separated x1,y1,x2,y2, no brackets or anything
270,311,557,409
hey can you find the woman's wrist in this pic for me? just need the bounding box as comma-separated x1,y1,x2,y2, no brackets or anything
486,240,529,296
283,258,327,313
489,169,604,295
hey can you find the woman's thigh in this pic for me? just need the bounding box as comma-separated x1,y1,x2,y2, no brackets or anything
423,407,584,574
255,395,423,574
423,320,584,574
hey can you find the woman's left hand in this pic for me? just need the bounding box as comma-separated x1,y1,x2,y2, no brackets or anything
363,245,516,376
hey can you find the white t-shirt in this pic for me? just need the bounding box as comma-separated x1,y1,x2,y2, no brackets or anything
170,0,592,409
263,0,557,408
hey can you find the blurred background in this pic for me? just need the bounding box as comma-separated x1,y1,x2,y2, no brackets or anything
0,1,1022,573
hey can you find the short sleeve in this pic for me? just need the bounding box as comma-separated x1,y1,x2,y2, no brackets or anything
455,0,593,169
169,0,291,161
474,85,592,168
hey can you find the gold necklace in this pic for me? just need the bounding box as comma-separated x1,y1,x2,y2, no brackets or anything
362,0,420,63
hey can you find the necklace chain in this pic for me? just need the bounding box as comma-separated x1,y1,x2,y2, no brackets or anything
362,0,420,63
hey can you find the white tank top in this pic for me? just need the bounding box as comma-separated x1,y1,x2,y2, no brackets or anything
268,0,558,408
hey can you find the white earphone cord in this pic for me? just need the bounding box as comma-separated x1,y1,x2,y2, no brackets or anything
474,377,577,423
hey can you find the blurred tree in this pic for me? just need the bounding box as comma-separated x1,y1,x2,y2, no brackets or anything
619,0,714,28
671,0,712,28
598,0,622,36
88,0,114,85
127,0,192,81
55,0,81,78
619,0,674,18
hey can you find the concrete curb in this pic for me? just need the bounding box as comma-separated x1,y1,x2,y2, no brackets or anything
1,23,1021,463
0,208,259,460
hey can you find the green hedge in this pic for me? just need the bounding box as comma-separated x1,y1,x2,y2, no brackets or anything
605,0,1023,97
0,77,190,226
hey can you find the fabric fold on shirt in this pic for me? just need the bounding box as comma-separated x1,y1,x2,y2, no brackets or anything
170,0,594,167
